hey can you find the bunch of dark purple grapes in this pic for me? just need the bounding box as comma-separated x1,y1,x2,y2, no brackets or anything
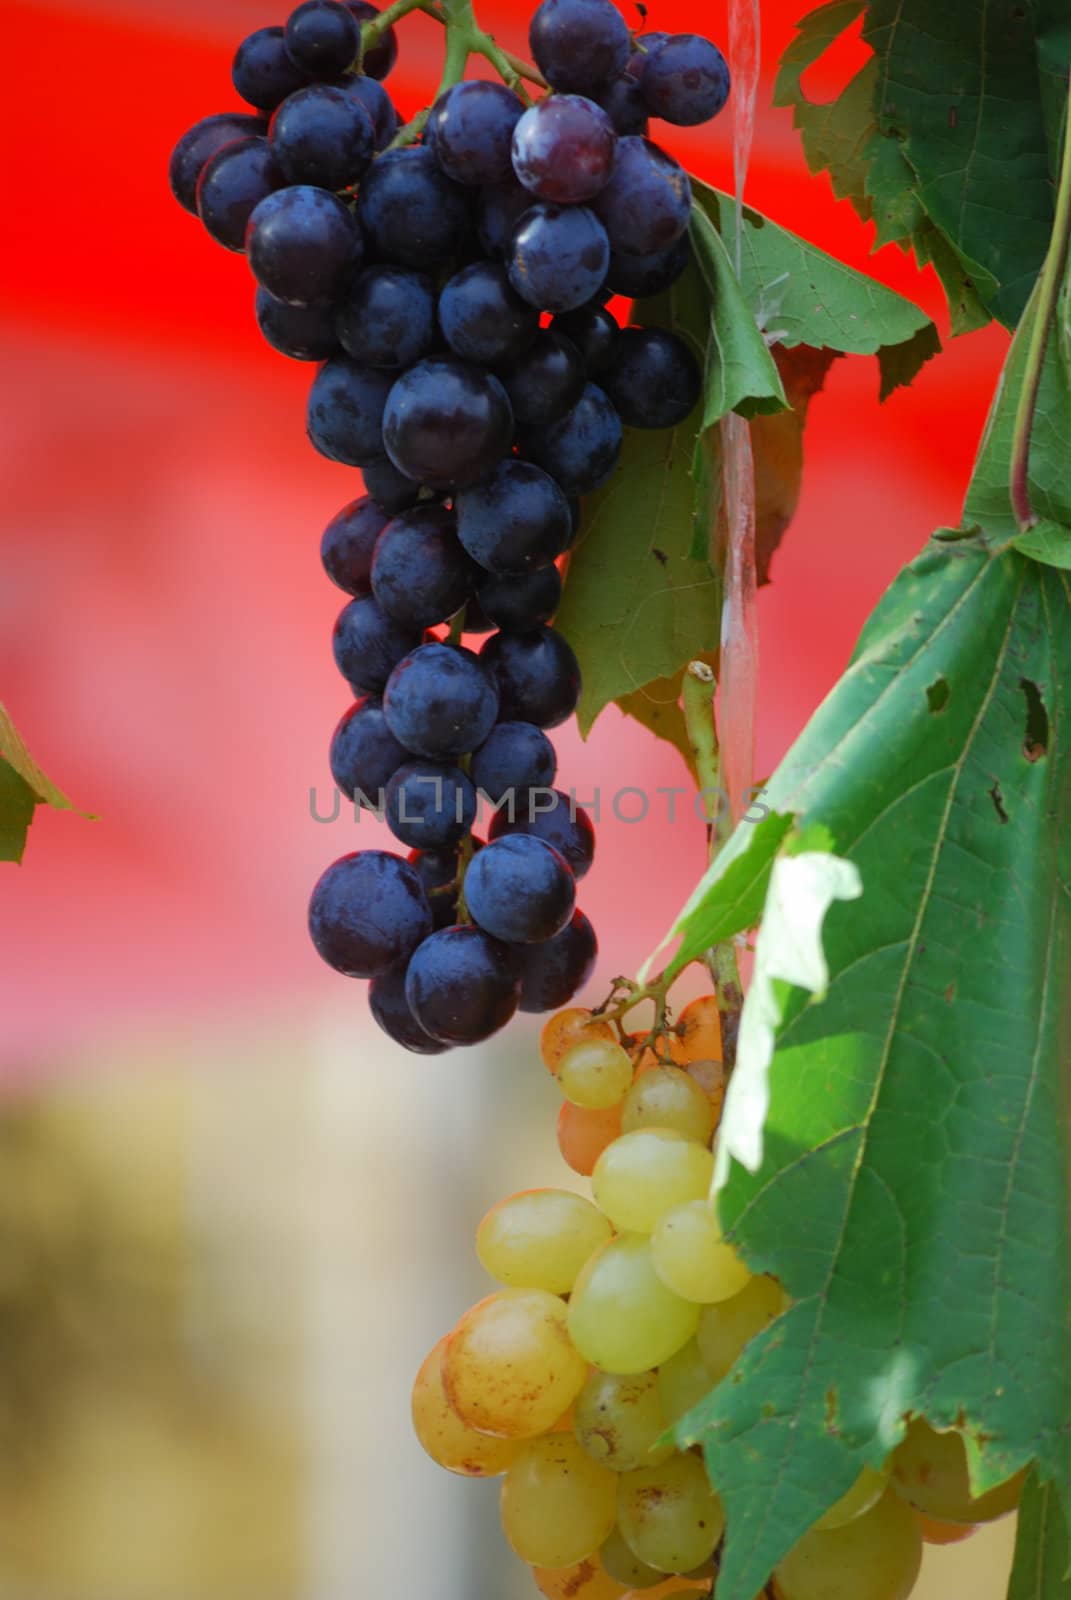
169,0,729,1054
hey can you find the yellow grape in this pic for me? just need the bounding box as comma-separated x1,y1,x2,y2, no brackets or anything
890,1417,1024,1524
532,1557,629,1599
443,1288,588,1438
695,1273,784,1381
650,1199,751,1304
773,1489,922,1600
621,1067,714,1144
542,1008,617,1074
617,1452,725,1573
814,1463,891,1530
593,1130,714,1234
916,1513,978,1545
675,996,722,1065
560,1038,635,1109
501,1434,618,1567
574,1369,674,1471
656,1340,714,1426
558,1099,624,1176
569,1234,699,1374
600,1525,665,1587
410,1337,523,1477
477,1188,613,1293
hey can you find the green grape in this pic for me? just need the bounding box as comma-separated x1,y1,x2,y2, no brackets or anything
477,1188,613,1293
621,1067,714,1144
443,1288,589,1438
814,1463,891,1530
559,1038,635,1109
501,1434,618,1568
600,1525,664,1587
656,1340,713,1426
890,1417,1024,1523
592,1129,714,1234
695,1273,784,1381
773,1489,922,1600
617,1452,725,1573
411,1336,524,1477
650,1199,751,1303
568,1235,699,1374
574,1369,674,1472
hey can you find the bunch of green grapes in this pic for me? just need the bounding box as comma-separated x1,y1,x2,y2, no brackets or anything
411,996,1022,1600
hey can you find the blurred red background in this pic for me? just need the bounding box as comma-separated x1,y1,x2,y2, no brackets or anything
1,0,1009,1066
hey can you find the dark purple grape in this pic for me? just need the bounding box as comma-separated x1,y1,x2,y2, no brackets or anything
383,642,499,759
429,80,524,185
552,304,618,372
356,147,471,269
511,95,618,204
169,113,266,213
499,329,585,425
332,595,424,695
641,34,731,126
515,909,597,1011
519,381,622,497
256,285,340,360
470,720,558,804
477,174,535,256
308,850,432,977
196,136,283,252
465,834,575,944
269,84,374,187
362,458,422,513
601,327,702,427
438,261,538,367
477,564,562,632
329,696,408,802
606,233,690,297
626,32,671,79
508,203,610,313
456,459,571,576
592,136,692,255
336,266,437,368
489,787,595,878
247,185,361,304
345,0,398,80
232,27,309,112
405,925,521,1044
385,760,477,848
320,495,389,595
308,356,395,466
460,596,495,636
334,73,398,148
285,0,360,76
480,627,580,728
382,357,513,490
408,840,485,930
596,73,649,136
368,963,447,1053
529,0,631,94
371,503,477,628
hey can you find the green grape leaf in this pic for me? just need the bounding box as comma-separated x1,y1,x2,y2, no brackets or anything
693,182,940,397
1012,521,1071,570
615,652,720,781
658,534,1071,1599
773,0,873,214
0,759,38,864
688,207,788,423
1009,1472,1071,1599
555,260,719,736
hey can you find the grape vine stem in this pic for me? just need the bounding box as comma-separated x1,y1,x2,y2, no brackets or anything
1009,104,1071,532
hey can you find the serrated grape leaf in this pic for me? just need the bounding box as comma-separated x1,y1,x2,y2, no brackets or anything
752,346,840,585
0,759,37,864
692,181,939,397
554,260,719,736
661,536,1071,1600
1009,1472,1071,1599
774,0,872,215
688,207,788,423
713,849,862,1187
